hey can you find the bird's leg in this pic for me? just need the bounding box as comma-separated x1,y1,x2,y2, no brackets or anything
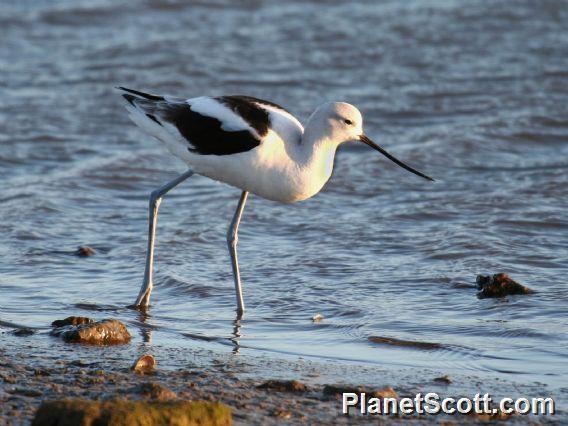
135,169,194,308
227,191,249,315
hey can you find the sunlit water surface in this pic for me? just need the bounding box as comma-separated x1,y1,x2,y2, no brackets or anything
1,0,567,398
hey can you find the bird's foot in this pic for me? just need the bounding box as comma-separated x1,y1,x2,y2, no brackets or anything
133,284,152,310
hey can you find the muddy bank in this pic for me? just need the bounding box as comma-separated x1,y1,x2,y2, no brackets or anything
0,337,561,425
0,313,562,425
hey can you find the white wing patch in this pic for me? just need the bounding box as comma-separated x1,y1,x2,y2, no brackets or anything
188,97,254,133
255,103,304,144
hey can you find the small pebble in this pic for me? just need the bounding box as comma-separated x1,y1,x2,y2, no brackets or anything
311,313,324,322
131,354,156,374
273,408,292,419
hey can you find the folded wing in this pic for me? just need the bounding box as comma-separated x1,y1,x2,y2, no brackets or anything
119,87,302,156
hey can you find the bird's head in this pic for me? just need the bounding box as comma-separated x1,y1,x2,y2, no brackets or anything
320,102,434,182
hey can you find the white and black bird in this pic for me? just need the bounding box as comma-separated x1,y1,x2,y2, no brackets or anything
118,87,433,315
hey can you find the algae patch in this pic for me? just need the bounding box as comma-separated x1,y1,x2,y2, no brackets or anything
32,399,231,426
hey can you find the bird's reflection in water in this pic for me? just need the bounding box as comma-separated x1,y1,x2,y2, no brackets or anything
133,308,244,351
136,308,153,343
230,311,243,354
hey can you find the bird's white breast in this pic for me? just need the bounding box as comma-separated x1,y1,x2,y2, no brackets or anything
185,130,315,203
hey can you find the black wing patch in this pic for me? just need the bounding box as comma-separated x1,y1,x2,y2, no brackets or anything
119,88,293,156
226,95,292,115
217,96,272,137
163,103,262,156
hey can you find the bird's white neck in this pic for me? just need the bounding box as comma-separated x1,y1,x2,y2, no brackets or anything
283,102,355,202
293,125,342,200
301,135,338,178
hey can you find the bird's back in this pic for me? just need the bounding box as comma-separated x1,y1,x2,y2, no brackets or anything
120,88,311,202
120,88,302,156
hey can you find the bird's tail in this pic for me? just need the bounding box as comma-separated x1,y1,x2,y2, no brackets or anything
116,87,189,159
117,86,165,106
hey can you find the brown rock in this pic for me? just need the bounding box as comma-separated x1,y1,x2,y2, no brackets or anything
75,246,96,257
51,319,131,345
476,273,534,298
135,382,177,401
51,317,94,328
131,354,156,374
433,375,452,384
257,379,308,392
32,399,231,426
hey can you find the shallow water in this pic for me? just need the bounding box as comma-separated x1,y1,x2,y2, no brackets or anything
1,0,567,397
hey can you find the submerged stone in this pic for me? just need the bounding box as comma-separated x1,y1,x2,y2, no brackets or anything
433,375,452,384
75,246,96,257
32,399,231,426
476,273,533,298
12,328,35,337
368,336,442,350
51,318,131,345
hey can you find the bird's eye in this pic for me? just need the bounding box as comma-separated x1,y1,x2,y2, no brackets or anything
344,119,353,125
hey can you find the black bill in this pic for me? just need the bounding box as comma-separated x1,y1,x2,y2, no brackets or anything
359,135,434,182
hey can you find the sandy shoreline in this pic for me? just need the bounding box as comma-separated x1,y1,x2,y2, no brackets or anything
1,321,562,425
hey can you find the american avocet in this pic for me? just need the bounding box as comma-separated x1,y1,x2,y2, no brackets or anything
119,87,433,315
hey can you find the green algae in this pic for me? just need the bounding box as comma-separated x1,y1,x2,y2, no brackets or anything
32,399,231,426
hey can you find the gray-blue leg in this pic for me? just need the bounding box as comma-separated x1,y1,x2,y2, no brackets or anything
135,169,194,307
227,191,249,315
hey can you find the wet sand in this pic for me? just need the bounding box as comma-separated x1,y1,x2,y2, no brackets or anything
0,325,562,425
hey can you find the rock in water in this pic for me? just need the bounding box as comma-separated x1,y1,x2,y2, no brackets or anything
131,354,156,374
75,246,96,257
51,317,94,328
476,273,534,299
32,399,231,426
433,375,452,384
51,319,131,345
